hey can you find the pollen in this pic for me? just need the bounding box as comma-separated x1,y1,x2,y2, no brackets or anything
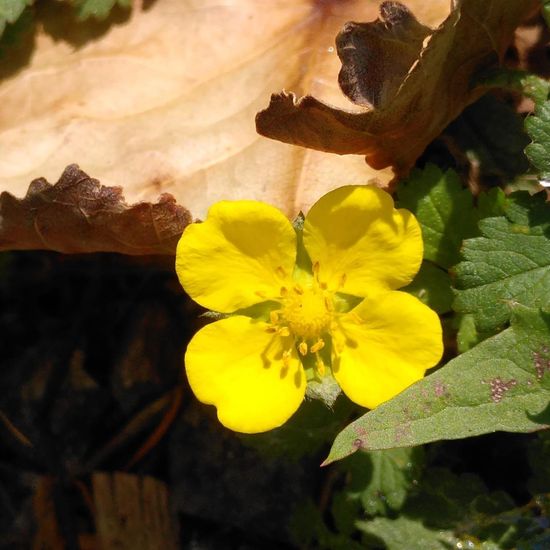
281,285,333,340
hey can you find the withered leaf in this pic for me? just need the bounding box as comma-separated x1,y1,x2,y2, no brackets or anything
0,165,190,254
0,0,450,254
256,0,539,175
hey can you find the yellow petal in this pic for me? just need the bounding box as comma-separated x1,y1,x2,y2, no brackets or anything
185,316,305,433
333,291,442,409
176,200,296,312
303,186,422,295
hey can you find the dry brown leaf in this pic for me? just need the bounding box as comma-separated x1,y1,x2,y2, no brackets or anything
0,0,451,254
256,0,539,175
0,165,189,254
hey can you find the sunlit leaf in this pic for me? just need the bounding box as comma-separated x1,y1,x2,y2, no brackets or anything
453,191,550,332
325,305,550,463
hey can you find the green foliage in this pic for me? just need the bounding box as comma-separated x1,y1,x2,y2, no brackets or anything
0,0,32,38
525,100,550,180
396,164,478,268
449,95,531,182
341,447,424,516
543,0,550,29
240,395,355,460
71,0,131,20
404,261,453,314
326,305,550,462
453,192,550,332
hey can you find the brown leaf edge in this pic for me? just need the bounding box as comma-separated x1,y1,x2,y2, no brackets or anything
0,165,191,255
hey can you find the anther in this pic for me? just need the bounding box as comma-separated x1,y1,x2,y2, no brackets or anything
310,339,325,353
316,354,326,376
280,286,288,297
276,266,286,278
298,341,308,356
313,261,320,274
293,285,304,295
278,327,290,337
265,327,277,333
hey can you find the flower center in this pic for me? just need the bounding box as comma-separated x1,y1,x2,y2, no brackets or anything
281,285,332,340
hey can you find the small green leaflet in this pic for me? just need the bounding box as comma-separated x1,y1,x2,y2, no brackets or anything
0,0,32,37
72,0,131,20
396,164,478,268
341,447,423,516
325,305,550,464
453,191,550,332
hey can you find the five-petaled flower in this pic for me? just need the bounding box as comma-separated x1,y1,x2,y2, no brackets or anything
176,186,442,433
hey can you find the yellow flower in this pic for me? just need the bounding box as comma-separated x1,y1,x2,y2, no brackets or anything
176,186,443,433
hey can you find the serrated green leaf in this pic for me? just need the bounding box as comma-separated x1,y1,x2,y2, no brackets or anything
525,100,550,180
72,0,131,21
403,261,454,314
397,164,478,268
454,192,550,332
342,447,424,516
0,0,32,37
325,306,550,464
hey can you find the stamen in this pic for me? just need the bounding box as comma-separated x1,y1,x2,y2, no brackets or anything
265,327,277,333
278,327,290,337
315,354,325,376
293,284,304,295
280,286,288,297
338,273,347,289
298,341,308,356
270,311,279,324
310,339,325,353
324,296,334,312
351,312,364,324
282,350,291,368
276,266,286,278
312,261,320,276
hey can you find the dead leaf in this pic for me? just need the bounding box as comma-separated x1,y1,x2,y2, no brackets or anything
0,0,450,254
256,0,539,175
0,164,189,254
92,472,178,549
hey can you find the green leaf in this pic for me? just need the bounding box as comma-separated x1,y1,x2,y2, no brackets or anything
543,0,550,29
448,95,530,182
525,100,550,180
357,516,457,550
396,164,478,268
72,0,131,20
325,305,550,464
453,191,550,332
403,261,453,314
0,0,32,37
476,68,550,105
342,447,424,516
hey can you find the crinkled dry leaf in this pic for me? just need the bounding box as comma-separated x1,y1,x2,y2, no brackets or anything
256,0,539,175
0,0,452,254
0,165,189,254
